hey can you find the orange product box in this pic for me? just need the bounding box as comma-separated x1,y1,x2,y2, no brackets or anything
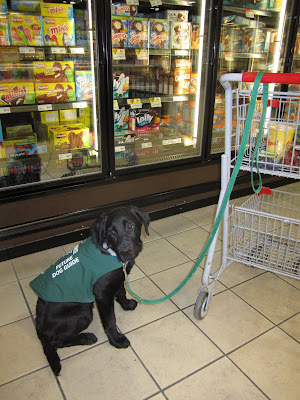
9,14,44,46
190,73,198,94
43,17,75,46
173,59,192,95
41,3,73,18
33,61,74,83
0,82,35,106
49,123,90,150
0,16,10,46
35,82,76,104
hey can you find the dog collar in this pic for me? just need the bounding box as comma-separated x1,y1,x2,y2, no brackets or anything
102,242,118,258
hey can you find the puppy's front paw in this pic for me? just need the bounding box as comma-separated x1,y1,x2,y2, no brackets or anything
121,299,138,311
109,333,130,349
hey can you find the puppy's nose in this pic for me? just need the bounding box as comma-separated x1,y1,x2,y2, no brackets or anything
120,247,132,259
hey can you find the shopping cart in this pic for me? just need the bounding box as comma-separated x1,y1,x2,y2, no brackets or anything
194,72,300,320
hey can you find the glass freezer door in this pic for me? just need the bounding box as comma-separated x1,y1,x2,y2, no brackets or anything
0,0,101,189
111,1,209,169
210,0,295,155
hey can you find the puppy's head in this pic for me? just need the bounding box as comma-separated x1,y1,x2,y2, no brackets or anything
91,206,150,263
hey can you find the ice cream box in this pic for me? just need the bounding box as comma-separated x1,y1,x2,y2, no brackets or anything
0,15,10,46
129,105,160,133
11,0,40,12
128,17,148,49
190,73,198,94
43,17,75,46
112,3,138,17
6,124,33,137
173,59,192,95
59,109,77,122
165,10,188,22
113,72,129,99
9,14,44,46
75,71,93,101
40,110,59,124
41,3,73,19
112,16,128,48
49,123,90,150
0,82,35,106
33,61,74,83
4,134,36,148
114,106,129,131
0,0,8,14
191,22,200,49
170,22,191,49
241,28,266,53
35,82,76,104
149,19,169,49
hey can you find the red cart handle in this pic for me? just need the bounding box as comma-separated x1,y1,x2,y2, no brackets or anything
242,72,300,85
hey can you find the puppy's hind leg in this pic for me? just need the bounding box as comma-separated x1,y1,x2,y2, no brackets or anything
37,330,61,376
58,332,98,348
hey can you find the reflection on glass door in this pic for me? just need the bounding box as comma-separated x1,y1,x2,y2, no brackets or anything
111,1,208,169
0,0,101,189
211,0,294,155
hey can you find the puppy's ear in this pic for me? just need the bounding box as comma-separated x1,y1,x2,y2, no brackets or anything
90,215,108,249
130,206,150,236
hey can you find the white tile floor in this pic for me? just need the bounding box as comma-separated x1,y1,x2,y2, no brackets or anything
0,182,300,400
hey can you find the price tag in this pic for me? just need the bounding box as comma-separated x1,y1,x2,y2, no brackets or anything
112,48,126,60
19,47,35,54
115,146,125,152
135,49,148,61
172,138,182,144
150,0,162,6
127,98,142,108
38,104,53,111
70,47,85,54
150,97,162,108
51,47,67,54
163,139,172,145
59,153,72,161
126,0,139,4
114,100,119,110
73,101,88,109
142,142,152,149
245,8,255,18
0,107,10,114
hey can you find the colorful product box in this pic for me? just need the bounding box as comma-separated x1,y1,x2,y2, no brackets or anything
75,71,93,101
149,19,169,49
128,17,148,49
6,124,33,137
190,73,198,94
0,82,35,106
113,72,129,99
35,82,76,104
173,59,192,95
0,15,10,46
170,22,191,49
41,3,73,18
114,106,129,131
9,14,44,46
33,61,74,83
11,0,40,12
112,3,138,17
0,0,8,13
191,22,200,49
129,105,160,133
43,17,75,46
165,10,189,22
112,16,128,48
49,123,90,150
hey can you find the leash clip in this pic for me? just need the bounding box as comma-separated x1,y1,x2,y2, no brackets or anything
122,261,128,278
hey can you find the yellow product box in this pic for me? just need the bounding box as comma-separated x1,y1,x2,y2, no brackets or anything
43,17,75,46
4,134,36,148
40,110,59,124
35,82,76,104
33,61,74,83
84,117,91,128
0,82,35,106
78,106,90,117
41,3,73,18
59,109,77,121
49,123,90,150
9,14,44,46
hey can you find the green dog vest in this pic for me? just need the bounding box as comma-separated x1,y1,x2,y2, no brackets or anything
30,237,122,303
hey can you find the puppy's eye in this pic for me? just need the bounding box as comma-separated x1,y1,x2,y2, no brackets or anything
128,223,134,230
111,229,117,237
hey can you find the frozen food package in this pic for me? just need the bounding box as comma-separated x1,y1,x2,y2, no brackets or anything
9,14,44,46
33,61,74,83
112,3,138,17
129,105,160,133
35,82,76,104
149,19,169,49
75,71,93,101
171,22,191,49
43,17,75,46
11,0,40,12
0,0,8,13
165,10,188,22
173,59,192,95
128,17,148,49
0,82,35,106
49,123,90,150
112,16,128,48
114,106,129,131
0,15,10,46
113,72,129,98
41,3,73,18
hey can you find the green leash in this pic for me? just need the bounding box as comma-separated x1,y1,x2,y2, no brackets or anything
125,72,268,305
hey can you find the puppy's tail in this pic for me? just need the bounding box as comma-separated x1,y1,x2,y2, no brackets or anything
37,330,61,376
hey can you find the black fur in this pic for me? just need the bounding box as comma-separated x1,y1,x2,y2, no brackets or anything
34,206,150,375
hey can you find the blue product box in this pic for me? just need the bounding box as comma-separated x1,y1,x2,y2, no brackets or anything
112,16,128,48
114,106,129,131
128,17,148,49
75,71,93,101
149,19,169,49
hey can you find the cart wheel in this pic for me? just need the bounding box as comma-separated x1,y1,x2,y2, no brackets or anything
194,291,209,320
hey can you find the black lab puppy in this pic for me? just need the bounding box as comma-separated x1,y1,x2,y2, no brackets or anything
30,206,150,375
